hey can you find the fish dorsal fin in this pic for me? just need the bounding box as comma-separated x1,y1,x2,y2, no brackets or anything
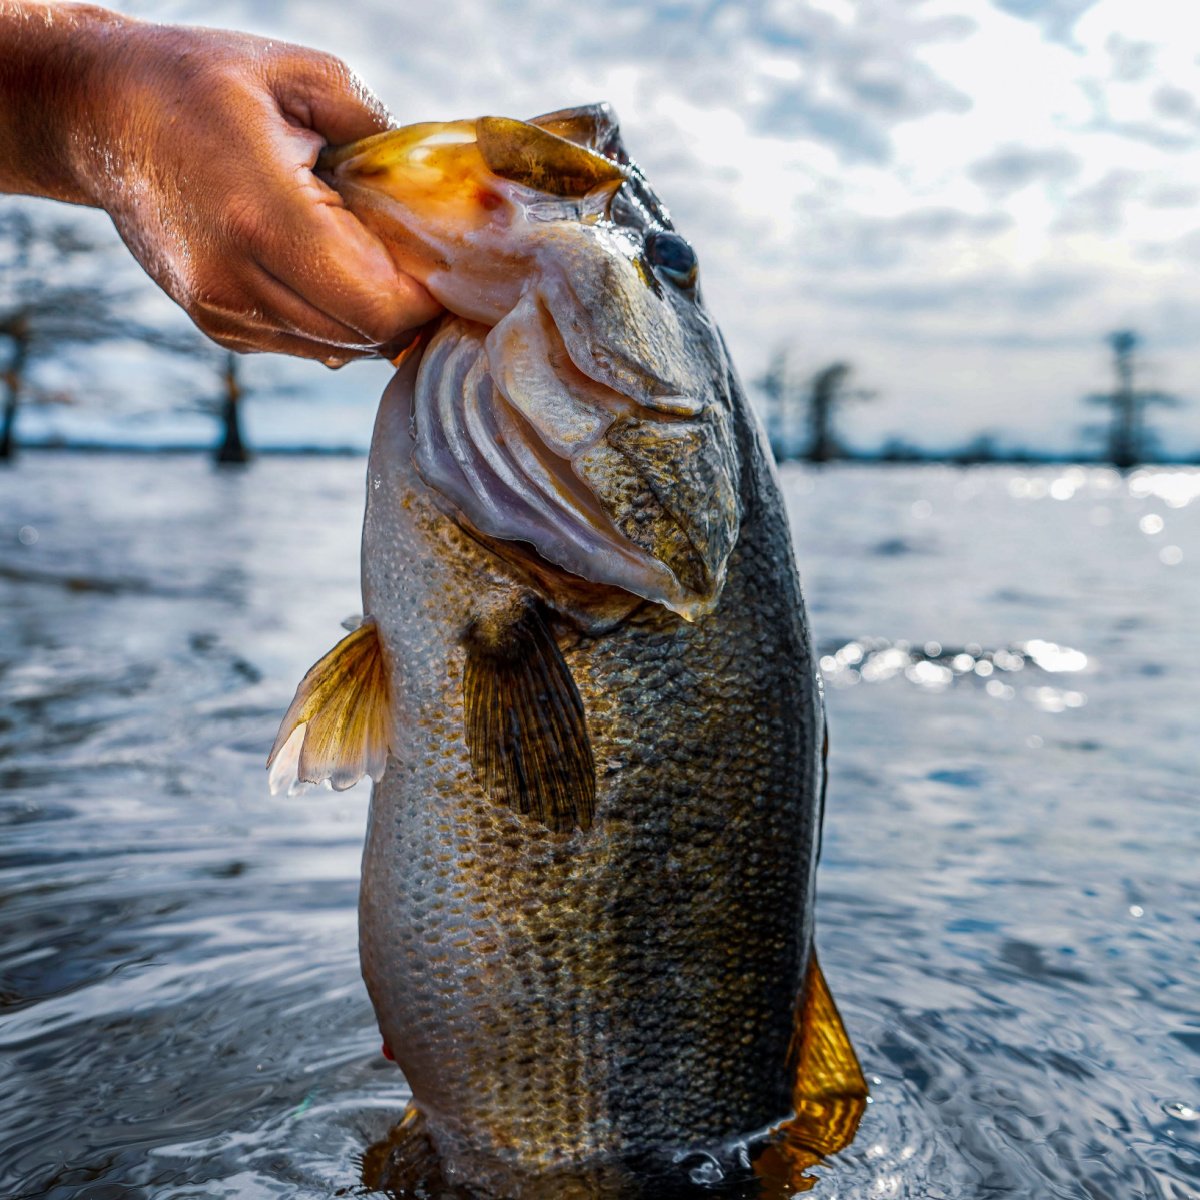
463,594,595,834
787,952,869,1157
267,620,390,795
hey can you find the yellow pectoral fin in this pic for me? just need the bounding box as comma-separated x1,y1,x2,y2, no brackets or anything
267,620,390,795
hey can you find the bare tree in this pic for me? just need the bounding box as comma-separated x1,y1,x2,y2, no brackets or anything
147,333,256,465
214,352,250,464
0,207,160,460
755,349,799,462
1085,330,1180,468
805,362,874,463
170,340,328,465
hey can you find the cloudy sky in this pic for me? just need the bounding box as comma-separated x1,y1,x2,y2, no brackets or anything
16,0,1200,455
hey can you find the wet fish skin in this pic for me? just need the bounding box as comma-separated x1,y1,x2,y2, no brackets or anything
272,106,863,1186
357,366,821,1176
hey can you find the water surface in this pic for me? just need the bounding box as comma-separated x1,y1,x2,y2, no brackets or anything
1,455,1197,1198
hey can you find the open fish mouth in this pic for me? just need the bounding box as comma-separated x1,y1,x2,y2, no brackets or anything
324,108,743,618
413,305,739,618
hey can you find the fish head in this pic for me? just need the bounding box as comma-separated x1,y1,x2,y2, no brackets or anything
325,105,741,620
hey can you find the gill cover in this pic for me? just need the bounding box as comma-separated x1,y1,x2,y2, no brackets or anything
326,107,742,618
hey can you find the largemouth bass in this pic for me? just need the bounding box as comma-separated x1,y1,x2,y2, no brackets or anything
269,104,865,1195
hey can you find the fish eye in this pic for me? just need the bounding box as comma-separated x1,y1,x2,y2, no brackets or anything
645,230,698,288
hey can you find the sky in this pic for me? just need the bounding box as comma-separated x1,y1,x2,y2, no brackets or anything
12,0,1200,455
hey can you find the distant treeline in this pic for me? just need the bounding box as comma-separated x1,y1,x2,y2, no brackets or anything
1,205,1193,470
756,331,1190,469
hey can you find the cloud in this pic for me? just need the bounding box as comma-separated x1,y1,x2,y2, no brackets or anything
1145,182,1200,209
968,145,1082,194
779,206,1013,273
989,0,1104,40
1104,33,1157,83
826,267,1097,321
1054,168,1143,233
1151,85,1200,127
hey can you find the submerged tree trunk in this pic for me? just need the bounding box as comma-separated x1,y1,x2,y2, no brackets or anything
215,352,250,466
806,363,849,464
1107,331,1138,470
1,334,28,463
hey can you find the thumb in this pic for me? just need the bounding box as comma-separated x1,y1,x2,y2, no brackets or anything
270,50,393,147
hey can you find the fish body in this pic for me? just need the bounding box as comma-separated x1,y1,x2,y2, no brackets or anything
271,106,863,1190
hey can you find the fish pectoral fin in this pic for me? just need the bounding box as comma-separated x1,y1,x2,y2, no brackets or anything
266,620,390,795
463,595,596,834
785,952,869,1158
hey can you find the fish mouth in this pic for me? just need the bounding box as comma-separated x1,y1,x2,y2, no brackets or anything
316,116,627,238
412,302,740,620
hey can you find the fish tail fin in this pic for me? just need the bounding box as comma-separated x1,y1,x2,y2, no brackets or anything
757,953,867,1191
267,619,390,795
787,951,869,1155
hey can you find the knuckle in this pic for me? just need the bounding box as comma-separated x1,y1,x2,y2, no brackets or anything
307,49,354,87
187,284,243,324
197,323,246,353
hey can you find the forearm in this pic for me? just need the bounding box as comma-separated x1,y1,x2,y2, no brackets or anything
0,1,129,203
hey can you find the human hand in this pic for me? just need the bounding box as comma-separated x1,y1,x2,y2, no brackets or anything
67,15,441,363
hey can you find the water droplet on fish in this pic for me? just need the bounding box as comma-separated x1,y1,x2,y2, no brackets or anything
324,354,348,369
1164,1102,1199,1121
677,1152,724,1186
18,525,37,545
1129,905,1144,918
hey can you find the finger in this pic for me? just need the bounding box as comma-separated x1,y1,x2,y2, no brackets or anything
183,268,366,351
254,164,443,345
249,259,381,351
197,314,374,365
269,50,392,145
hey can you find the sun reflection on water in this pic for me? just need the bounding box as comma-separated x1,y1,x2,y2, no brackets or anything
819,637,1089,711
1003,466,1200,509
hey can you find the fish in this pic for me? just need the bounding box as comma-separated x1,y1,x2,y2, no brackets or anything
268,104,866,1195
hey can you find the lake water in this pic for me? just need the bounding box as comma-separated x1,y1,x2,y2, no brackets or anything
1,454,1197,1199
